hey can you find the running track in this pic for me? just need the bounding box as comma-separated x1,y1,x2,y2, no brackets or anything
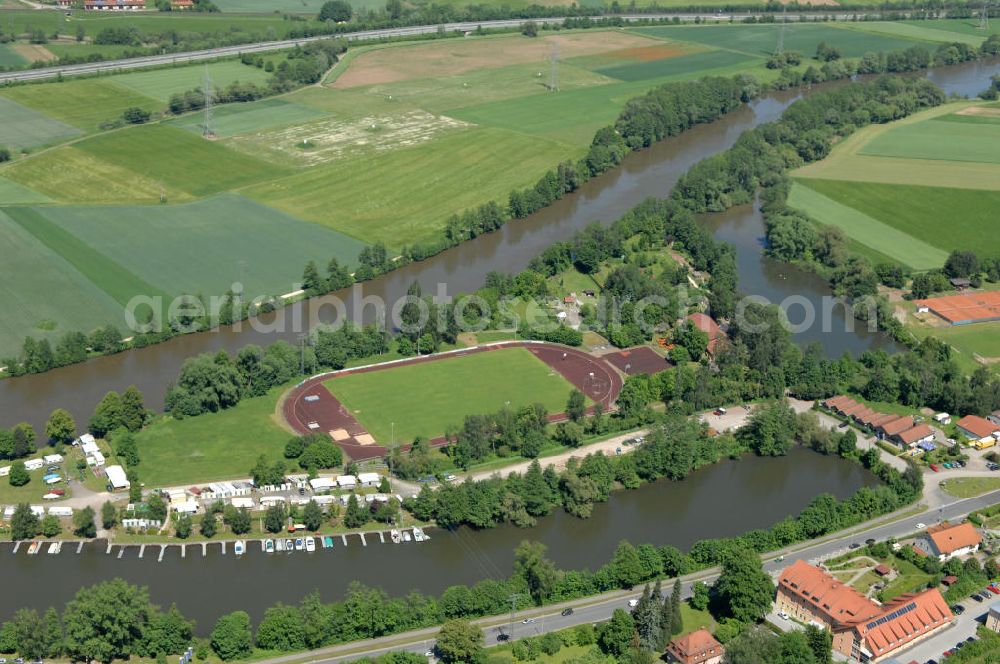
282,341,623,460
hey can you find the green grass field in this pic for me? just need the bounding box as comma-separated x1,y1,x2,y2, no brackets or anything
860,117,1000,165
879,557,935,601
0,43,27,67
75,124,281,197
633,23,928,58
111,60,272,102
792,179,1000,259
135,384,293,487
30,194,366,298
1,79,160,131
0,176,51,204
325,347,579,443
788,181,949,271
247,126,573,248
595,48,758,82
167,97,328,138
0,210,125,357
0,96,82,150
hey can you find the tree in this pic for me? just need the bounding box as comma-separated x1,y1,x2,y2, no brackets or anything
566,389,586,422
101,500,118,530
804,624,832,664
9,609,49,660
227,507,251,535
737,400,796,457
711,548,774,624
11,423,36,458
40,513,61,538
435,619,482,663
45,408,76,445
318,0,351,21
521,20,537,37
90,391,123,437
514,540,560,604
303,500,324,531
210,611,253,661
10,503,38,540
256,604,305,651
598,608,635,658
264,502,287,533
122,106,151,124
670,578,682,636
145,604,194,656
632,585,661,651
62,579,153,662
691,581,710,611
9,460,29,487
73,506,96,538
42,606,63,658
115,430,141,467
343,493,368,528
120,385,147,432
175,513,193,539
944,250,980,279
201,511,217,538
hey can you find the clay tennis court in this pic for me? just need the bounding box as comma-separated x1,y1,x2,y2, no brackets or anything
917,291,1000,325
604,346,671,376
282,341,623,460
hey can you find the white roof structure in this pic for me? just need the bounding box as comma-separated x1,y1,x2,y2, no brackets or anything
358,472,381,485
0,466,9,477
105,465,130,490
336,475,357,487
259,495,286,505
2,506,13,519
173,501,200,514
43,454,63,464
81,440,100,455
230,497,254,509
25,459,44,471
309,477,334,492
30,505,45,517
76,433,96,447
47,506,73,517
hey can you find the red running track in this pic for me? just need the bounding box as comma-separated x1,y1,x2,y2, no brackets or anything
281,341,623,460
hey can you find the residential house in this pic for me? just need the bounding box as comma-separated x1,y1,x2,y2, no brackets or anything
894,424,936,449
956,414,999,443
914,521,981,562
776,560,953,663
878,416,915,438
987,600,1000,633
685,313,726,357
171,0,193,7
665,628,724,664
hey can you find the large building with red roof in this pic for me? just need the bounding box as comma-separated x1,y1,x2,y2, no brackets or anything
665,628,724,664
914,521,982,562
776,560,953,662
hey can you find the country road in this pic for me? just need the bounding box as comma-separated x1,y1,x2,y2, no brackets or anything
0,11,902,84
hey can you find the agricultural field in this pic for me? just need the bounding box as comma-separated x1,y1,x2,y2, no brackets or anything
0,176,51,204
0,96,81,151
0,42,28,68
325,347,580,443
166,97,329,138
860,115,1000,165
1,78,160,131
111,60,272,102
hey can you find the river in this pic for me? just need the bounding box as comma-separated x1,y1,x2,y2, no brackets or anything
0,447,876,629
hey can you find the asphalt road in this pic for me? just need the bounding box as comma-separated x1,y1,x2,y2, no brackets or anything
0,11,903,84
251,488,1000,664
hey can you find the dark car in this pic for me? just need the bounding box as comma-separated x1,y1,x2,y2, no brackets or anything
849,542,861,549
865,538,876,546
561,608,574,617
952,604,965,615
496,633,509,642
973,593,985,602
838,421,850,429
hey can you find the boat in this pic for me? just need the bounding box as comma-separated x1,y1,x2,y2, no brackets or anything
285,538,293,552
275,539,285,552
322,536,333,549
390,529,401,544
27,541,40,555
264,539,275,554
234,540,246,556
305,537,316,553
402,530,412,543
294,538,304,551
47,542,61,554
413,527,426,542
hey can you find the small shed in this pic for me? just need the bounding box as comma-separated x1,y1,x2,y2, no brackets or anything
874,564,891,577
105,465,130,491
310,477,334,493
43,454,63,464
336,475,357,489
358,472,381,487
230,497,254,510
25,459,44,471
942,575,959,586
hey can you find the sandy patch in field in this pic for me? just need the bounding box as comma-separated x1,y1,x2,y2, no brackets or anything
956,105,1000,118
605,44,691,62
12,44,56,62
333,31,660,89
225,110,471,166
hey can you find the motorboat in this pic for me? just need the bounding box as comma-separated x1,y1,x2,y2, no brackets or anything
390,529,401,544
275,539,285,552
294,538,304,551
264,539,275,553
285,538,293,552
27,541,40,555
234,540,246,556
305,537,316,552
402,530,412,542
47,542,61,554
322,536,334,549
413,527,426,542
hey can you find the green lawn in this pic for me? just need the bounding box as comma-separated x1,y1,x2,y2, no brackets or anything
0,96,82,151
839,20,991,46
0,210,124,358
325,347,579,444
135,384,292,487
74,124,281,197
860,117,1000,165
633,23,929,58
792,179,1000,258
110,60,272,102
911,321,1000,362
595,49,758,82
0,43,27,68
941,477,1000,499
788,181,949,271
0,176,51,204
879,557,935,601
1,79,161,131
246,126,572,248
0,462,75,506
29,194,366,298
167,97,329,138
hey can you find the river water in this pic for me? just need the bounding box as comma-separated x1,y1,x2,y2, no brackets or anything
0,447,876,629
0,59,997,630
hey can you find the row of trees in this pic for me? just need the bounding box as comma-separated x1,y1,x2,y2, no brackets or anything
1,324,124,378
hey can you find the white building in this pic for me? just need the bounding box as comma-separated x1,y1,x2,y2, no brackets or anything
336,475,357,489
81,439,101,456
25,459,44,471
75,433,96,447
47,506,73,517
105,465,130,491
0,466,10,477
358,472,381,487
914,522,982,562
230,497,255,510
172,501,200,515
309,477,334,493
43,454,63,464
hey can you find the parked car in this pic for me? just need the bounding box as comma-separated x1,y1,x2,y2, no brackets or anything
951,604,965,615
916,522,927,529
444,474,457,482
714,408,727,416
930,464,940,472
865,538,876,546
628,599,639,608
849,542,861,549
496,633,509,642
988,585,1000,594
838,421,850,429
522,618,536,624
561,608,574,616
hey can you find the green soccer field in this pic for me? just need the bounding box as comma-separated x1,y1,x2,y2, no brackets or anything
325,348,580,444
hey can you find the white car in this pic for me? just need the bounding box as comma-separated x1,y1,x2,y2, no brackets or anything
628,599,639,608
778,611,789,620
522,618,536,624
915,522,926,529
424,650,434,658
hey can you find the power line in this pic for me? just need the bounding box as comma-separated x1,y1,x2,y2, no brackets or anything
202,65,215,138
776,7,787,55
549,44,559,92
978,2,990,29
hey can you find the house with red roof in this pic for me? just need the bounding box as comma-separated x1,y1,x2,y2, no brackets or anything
878,416,915,438
685,313,726,357
665,628,724,664
894,424,935,449
956,414,1000,443
914,521,982,562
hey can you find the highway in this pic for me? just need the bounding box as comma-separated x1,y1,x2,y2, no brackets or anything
0,11,896,84
253,488,1000,664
